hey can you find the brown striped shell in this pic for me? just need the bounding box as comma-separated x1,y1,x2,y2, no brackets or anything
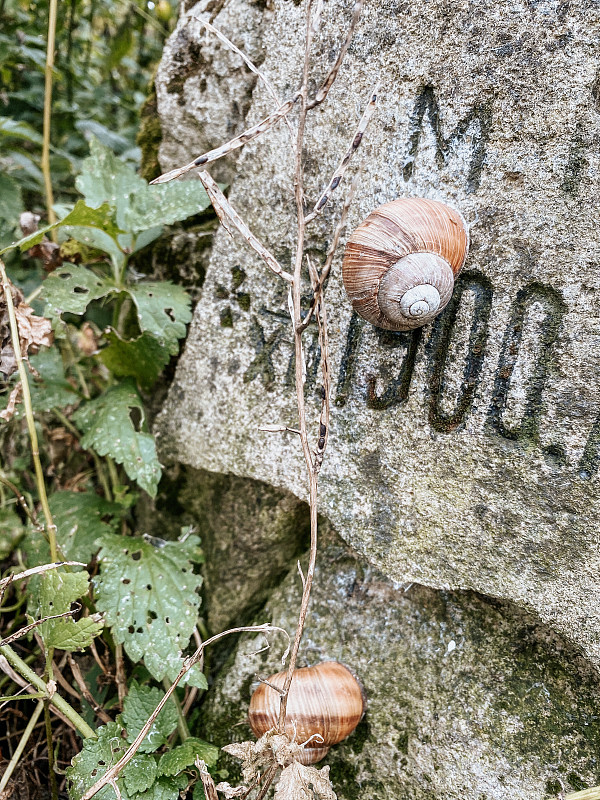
248,662,366,764
342,197,469,331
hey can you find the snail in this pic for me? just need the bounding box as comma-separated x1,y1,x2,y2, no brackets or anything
341,197,469,331
248,661,365,764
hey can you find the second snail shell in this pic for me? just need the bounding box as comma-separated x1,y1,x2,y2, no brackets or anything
341,197,469,331
248,662,365,764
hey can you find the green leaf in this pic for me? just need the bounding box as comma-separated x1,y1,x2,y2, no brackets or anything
126,179,211,232
123,754,158,794
76,138,147,230
49,491,122,563
67,722,129,800
41,264,115,319
28,347,80,412
158,738,219,777
127,282,192,355
0,199,122,256
0,117,43,145
99,331,171,389
76,138,211,234
0,507,25,559
72,381,161,496
142,775,189,800
32,569,103,651
95,533,205,686
121,682,178,753
0,172,23,248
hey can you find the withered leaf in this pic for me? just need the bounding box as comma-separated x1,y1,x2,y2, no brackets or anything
274,763,336,800
0,382,22,421
0,278,53,380
214,781,247,798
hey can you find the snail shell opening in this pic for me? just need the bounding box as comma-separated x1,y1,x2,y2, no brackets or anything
341,197,469,332
377,252,455,330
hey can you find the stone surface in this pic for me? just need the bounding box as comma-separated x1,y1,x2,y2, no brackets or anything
202,531,600,800
155,1,600,666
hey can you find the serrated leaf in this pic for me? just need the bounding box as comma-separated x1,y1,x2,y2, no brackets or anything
100,330,171,389
76,138,211,234
95,533,205,686
126,178,211,232
121,682,178,753
76,138,147,231
123,753,158,794
66,721,129,800
143,775,189,800
158,738,219,777
0,199,123,256
41,263,115,319
49,491,122,563
127,282,192,355
72,380,161,496
33,569,103,651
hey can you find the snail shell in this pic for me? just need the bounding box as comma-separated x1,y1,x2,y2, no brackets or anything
248,661,365,765
341,197,469,331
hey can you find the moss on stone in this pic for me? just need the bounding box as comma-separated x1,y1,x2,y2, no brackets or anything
137,79,162,183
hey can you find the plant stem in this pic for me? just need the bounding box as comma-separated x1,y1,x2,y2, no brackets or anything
44,700,60,800
42,0,58,234
0,698,44,793
0,644,96,739
0,261,58,561
163,677,190,742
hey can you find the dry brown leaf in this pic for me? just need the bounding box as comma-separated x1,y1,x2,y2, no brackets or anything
0,279,53,380
20,210,62,271
77,322,99,356
274,763,336,800
195,758,219,800
0,382,23,421
214,782,247,798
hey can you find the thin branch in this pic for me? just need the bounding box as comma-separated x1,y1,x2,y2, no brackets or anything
0,261,58,561
68,655,113,725
190,14,294,142
197,171,293,282
0,562,86,591
0,699,45,794
297,174,358,334
150,93,301,185
0,605,80,647
42,0,58,233
305,84,378,222
80,624,289,800
0,472,39,528
259,424,302,435
306,0,364,110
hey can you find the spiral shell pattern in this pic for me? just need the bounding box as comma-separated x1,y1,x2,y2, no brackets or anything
342,197,469,331
248,662,366,765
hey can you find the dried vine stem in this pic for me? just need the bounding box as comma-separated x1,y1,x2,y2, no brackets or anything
142,1,371,796
80,625,290,800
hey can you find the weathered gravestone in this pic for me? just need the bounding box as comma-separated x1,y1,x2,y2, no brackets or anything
155,0,600,668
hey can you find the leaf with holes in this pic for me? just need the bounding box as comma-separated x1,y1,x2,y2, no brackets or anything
41,264,116,319
72,380,161,496
49,491,122,563
121,682,178,753
127,282,192,355
66,722,129,800
31,569,103,651
158,738,219,777
94,533,206,687
100,330,171,389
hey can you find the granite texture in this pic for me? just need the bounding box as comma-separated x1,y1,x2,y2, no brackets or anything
201,532,600,799
155,0,600,667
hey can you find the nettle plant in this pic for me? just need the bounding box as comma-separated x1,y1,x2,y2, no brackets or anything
0,138,223,798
